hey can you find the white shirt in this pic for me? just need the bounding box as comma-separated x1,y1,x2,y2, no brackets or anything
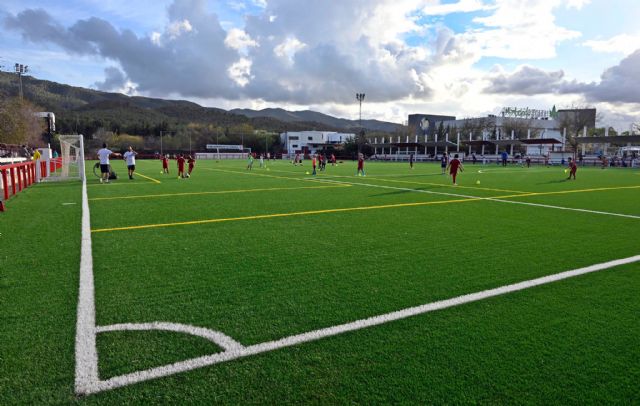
124,151,136,166
97,148,113,165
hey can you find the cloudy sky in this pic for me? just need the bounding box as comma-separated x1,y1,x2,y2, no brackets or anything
1,0,639,130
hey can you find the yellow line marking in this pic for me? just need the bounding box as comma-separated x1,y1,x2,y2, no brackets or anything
91,173,640,233
355,176,530,194
87,182,156,188
91,197,477,233
496,185,640,199
89,184,351,201
203,167,313,183
236,166,531,194
135,173,162,184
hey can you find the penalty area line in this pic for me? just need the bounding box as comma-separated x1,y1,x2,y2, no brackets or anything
90,197,477,233
89,184,351,201
85,253,640,395
135,173,162,184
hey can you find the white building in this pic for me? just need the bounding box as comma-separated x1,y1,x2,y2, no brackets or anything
281,131,355,154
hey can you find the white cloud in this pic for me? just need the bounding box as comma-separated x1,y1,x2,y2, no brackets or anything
273,37,306,60
225,28,258,50
583,34,640,56
150,31,161,45
422,0,491,16
228,57,253,86
466,0,582,59
167,19,193,39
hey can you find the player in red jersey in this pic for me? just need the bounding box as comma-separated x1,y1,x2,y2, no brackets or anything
356,152,365,176
187,155,196,177
161,154,169,174
567,157,577,180
446,153,464,185
177,154,186,178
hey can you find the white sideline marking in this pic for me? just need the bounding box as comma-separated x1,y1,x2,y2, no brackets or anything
62,202,77,206
314,178,640,220
75,175,99,395
80,255,640,395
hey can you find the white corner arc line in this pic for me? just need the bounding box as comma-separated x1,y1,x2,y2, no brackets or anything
83,254,640,395
96,322,244,352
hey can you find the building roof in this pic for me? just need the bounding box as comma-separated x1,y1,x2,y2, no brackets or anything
574,135,640,144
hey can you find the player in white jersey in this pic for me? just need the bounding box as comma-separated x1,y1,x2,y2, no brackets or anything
97,143,114,183
123,146,137,180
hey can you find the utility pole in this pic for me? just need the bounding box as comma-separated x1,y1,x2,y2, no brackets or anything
160,130,164,156
14,63,28,101
356,93,366,154
356,93,365,128
160,130,175,156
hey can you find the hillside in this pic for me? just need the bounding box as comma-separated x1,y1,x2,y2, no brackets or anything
0,72,401,137
231,108,403,132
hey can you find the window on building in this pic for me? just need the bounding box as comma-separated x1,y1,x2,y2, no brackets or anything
308,136,313,140
289,136,299,140
292,144,298,148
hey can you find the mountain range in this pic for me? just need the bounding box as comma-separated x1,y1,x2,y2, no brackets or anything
0,72,402,135
231,108,402,132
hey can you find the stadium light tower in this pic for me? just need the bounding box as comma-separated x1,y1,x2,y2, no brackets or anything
159,130,175,157
356,93,365,128
14,63,29,100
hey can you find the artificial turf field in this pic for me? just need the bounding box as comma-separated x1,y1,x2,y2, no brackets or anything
1,158,639,404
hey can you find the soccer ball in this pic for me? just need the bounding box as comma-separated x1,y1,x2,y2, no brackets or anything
564,169,568,173
305,171,310,175
476,180,481,185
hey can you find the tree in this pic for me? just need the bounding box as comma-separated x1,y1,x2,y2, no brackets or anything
557,104,599,154
0,98,45,145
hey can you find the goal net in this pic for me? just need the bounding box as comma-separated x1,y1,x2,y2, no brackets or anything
45,134,85,182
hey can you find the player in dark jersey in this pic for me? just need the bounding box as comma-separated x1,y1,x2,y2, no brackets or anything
161,155,170,174
177,154,186,178
187,156,196,177
446,154,464,185
409,153,414,169
356,153,365,176
440,154,448,175
567,157,577,180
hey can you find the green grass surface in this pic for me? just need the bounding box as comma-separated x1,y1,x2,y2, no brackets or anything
1,158,639,404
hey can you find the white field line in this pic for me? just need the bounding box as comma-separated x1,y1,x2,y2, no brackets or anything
84,254,640,395
212,167,640,220
313,178,640,220
97,322,244,352
75,172,99,394
77,166,639,395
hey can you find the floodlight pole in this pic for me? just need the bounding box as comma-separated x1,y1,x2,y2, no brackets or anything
356,93,365,128
14,63,28,101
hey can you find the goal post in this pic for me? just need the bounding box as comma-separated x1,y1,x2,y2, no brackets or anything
44,134,85,182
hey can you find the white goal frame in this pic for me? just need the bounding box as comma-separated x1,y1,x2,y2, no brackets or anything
45,134,85,182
